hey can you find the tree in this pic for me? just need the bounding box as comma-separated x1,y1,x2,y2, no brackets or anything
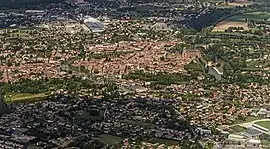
7,61,12,67
205,142,214,149
0,89,8,115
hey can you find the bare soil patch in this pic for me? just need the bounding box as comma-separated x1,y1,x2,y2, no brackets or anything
212,21,248,32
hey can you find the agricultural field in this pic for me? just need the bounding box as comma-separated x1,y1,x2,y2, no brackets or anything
227,0,254,7
227,11,270,22
212,11,270,32
212,21,248,32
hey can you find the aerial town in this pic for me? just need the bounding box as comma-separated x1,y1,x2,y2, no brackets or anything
1,0,270,149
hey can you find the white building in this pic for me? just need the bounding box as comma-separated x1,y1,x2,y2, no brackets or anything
225,134,261,149
83,16,105,33
246,139,261,149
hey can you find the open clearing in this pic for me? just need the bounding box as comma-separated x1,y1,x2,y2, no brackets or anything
149,138,180,145
212,11,270,32
255,121,270,130
227,12,270,22
233,118,270,128
5,92,49,103
227,0,252,7
97,134,123,145
230,125,247,132
212,21,248,32
233,116,264,125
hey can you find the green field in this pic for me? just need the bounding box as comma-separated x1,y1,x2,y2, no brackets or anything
5,92,49,103
227,11,270,22
230,125,247,132
233,116,264,124
149,138,180,145
97,134,123,145
213,11,270,32
255,121,270,130
262,140,270,149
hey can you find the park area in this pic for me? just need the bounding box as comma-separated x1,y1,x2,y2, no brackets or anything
212,11,270,32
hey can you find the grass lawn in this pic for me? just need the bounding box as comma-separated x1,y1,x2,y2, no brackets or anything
230,125,247,132
254,121,270,130
262,140,270,149
233,116,264,124
5,92,49,103
97,134,123,145
149,138,180,145
10,32,29,37
227,11,270,22
210,32,263,38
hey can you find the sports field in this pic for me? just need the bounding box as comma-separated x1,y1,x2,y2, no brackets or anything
255,121,270,130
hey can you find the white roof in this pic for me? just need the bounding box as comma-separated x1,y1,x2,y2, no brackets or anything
248,139,261,144
228,134,245,139
84,16,100,23
25,10,45,13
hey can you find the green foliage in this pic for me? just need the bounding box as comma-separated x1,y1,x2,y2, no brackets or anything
124,71,194,85
2,77,117,94
0,71,3,80
184,61,204,76
169,43,185,53
205,142,214,149
7,61,12,66
231,125,247,132
0,89,8,115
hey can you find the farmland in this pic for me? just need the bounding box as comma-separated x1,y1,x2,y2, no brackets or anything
212,11,270,32
212,21,248,32
227,0,254,7
227,11,270,22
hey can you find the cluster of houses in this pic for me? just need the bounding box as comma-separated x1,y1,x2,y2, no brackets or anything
0,95,195,148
